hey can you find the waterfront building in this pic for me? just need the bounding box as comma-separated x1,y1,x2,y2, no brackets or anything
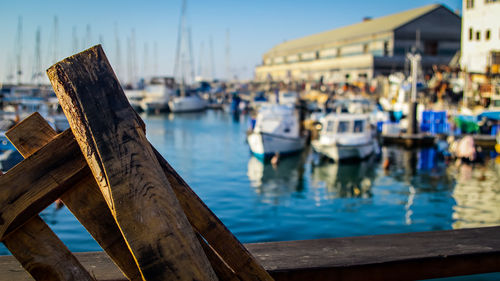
255,4,461,83
460,0,500,74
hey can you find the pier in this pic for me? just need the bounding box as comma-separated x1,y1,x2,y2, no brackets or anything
0,227,499,280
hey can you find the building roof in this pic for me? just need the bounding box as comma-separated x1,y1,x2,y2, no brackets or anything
264,4,445,58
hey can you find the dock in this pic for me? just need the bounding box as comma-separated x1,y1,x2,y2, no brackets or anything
381,133,497,149
0,227,499,281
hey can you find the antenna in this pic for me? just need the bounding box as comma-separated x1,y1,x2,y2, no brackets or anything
209,35,215,80
32,26,42,84
127,36,132,85
72,26,79,53
114,23,122,82
174,0,195,84
131,29,137,84
153,41,158,75
85,24,92,47
15,16,23,85
225,29,231,81
198,41,204,78
173,0,187,78
53,16,59,64
188,27,195,83
143,42,149,78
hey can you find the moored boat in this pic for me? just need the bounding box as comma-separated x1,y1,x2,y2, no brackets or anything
247,104,306,159
168,94,207,113
312,113,378,161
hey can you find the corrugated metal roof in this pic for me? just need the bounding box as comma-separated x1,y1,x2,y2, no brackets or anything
265,4,442,57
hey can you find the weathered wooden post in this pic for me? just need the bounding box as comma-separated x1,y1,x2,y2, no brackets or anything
47,45,218,280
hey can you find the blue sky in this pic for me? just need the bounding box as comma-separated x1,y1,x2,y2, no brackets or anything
0,0,461,83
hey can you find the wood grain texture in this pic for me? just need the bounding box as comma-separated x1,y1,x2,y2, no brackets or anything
2,113,93,281
1,227,499,281
47,45,217,281
0,129,87,240
2,217,95,281
152,146,274,281
197,234,240,281
6,113,142,281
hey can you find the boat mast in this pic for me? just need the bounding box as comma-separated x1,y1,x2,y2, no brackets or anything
173,0,194,90
15,16,23,85
32,26,42,85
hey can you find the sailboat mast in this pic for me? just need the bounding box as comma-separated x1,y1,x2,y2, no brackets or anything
15,16,23,85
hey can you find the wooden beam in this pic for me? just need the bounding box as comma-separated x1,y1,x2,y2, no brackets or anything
2,216,94,281
152,147,274,281
1,113,94,281
0,129,87,240
0,227,499,281
47,45,217,281
6,112,142,281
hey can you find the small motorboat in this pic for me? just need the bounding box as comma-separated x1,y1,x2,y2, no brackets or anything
312,113,378,161
247,104,306,159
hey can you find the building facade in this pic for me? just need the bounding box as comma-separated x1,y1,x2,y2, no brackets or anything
255,4,461,83
461,0,500,74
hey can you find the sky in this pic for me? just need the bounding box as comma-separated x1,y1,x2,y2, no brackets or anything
0,0,462,83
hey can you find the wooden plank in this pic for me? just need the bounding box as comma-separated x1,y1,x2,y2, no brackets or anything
152,147,274,281
1,227,499,281
48,45,217,281
196,233,240,281
0,129,87,240
246,227,500,281
6,113,142,281
1,113,93,281
2,216,94,281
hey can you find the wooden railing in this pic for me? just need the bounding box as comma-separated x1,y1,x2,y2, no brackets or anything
0,45,498,281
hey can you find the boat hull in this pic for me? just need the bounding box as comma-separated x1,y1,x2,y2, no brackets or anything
247,132,305,159
312,140,376,161
168,97,207,113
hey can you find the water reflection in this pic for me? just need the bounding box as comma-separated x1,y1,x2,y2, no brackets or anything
310,156,377,200
247,153,306,204
450,160,500,229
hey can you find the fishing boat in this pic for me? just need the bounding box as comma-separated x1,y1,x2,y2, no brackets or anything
247,104,306,159
312,113,378,161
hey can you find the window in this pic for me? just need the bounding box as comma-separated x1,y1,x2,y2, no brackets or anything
466,0,474,8
486,30,491,40
363,44,369,54
326,121,335,132
337,121,349,133
337,48,342,57
383,41,389,56
476,31,481,40
354,120,364,133
469,28,473,40
424,41,438,55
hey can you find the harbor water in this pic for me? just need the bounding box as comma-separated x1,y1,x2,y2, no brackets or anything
1,110,499,279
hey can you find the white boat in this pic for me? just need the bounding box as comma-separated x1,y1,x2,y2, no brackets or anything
124,89,144,112
312,113,378,161
278,91,299,106
140,84,174,113
168,94,207,113
247,104,306,159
